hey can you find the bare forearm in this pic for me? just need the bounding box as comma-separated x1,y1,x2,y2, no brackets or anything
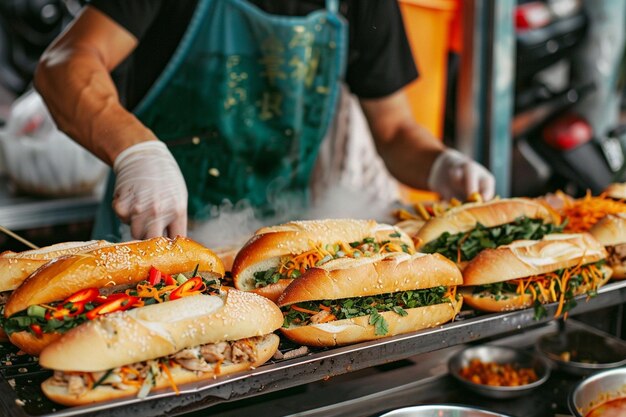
34,48,156,166
375,122,445,189
360,91,445,189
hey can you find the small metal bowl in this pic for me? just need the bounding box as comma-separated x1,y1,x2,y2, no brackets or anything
380,404,513,417
448,345,551,399
536,328,626,376
569,367,626,417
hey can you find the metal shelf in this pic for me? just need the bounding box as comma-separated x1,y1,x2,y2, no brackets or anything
1,280,624,417
0,176,102,230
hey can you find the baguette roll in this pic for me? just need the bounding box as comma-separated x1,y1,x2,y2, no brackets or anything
39,291,282,406
232,219,414,301
460,287,533,312
278,252,462,305
281,298,462,347
416,198,557,249
40,292,282,372
590,214,626,279
604,182,626,200
460,233,611,316
278,252,463,347
461,264,612,313
5,332,62,356
41,334,279,406
0,240,111,293
5,236,224,317
0,241,111,343
4,237,225,356
462,233,606,286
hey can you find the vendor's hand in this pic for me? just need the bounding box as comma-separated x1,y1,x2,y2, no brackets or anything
113,141,188,239
427,148,495,201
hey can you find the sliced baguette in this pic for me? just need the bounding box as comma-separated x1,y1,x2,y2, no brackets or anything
5,236,224,317
462,233,606,287
416,198,557,248
0,240,111,293
41,333,279,406
589,213,626,246
232,219,414,299
39,291,282,372
604,182,626,200
461,264,612,312
277,252,462,306
280,298,462,347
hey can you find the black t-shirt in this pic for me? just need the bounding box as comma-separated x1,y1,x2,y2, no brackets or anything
88,0,418,110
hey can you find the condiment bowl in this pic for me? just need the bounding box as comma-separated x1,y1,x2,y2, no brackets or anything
569,367,626,417
448,345,551,399
379,404,513,417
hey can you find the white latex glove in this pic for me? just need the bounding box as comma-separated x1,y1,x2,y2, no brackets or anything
113,141,188,239
427,148,496,201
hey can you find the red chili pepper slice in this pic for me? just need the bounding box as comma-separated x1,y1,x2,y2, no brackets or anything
45,302,86,321
148,266,162,286
63,287,100,304
169,277,206,300
163,273,176,286
86,295,139,320
94,292,129,304
30,324,43,337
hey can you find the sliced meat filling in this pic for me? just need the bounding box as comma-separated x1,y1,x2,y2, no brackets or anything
607,243,626,267
54,336,263,395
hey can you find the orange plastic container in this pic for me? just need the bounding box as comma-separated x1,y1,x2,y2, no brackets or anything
399,0,458,140
398,0,459,202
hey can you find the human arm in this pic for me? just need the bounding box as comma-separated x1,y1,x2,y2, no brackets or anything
34,6,187,238
360,90,495,201
34,6,155,164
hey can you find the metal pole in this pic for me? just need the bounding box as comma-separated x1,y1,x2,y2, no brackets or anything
457,0,515,197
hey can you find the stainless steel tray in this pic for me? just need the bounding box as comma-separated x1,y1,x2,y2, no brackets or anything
2,280,625,417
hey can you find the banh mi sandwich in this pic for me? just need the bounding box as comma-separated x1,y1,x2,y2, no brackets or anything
589,213,626,279
416,198,562,267
276,252,463,347
0,240,111,340
603,182,626,200
39,291,282,406
3,236,225,355
460,233,611,319
0,240,111,297
232,219,415,302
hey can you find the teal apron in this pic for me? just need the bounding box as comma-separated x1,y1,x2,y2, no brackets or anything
93,0,347,241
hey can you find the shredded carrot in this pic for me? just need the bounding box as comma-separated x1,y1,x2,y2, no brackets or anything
278,235,414,278
554,268,571,317
130,283,180,303
291,305,319,315
457,232,471,264
121,366,141,377
513,263,604,318
444,285,458,301
560,191,626,232
159,362,179,395
84,373,95,390
318,304,331,311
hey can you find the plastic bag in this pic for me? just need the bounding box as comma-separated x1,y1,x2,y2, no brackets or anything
0,90,107,197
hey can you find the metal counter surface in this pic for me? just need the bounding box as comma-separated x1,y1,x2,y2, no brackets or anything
0,176,102,230
0,281,624,417
204,325,584,417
